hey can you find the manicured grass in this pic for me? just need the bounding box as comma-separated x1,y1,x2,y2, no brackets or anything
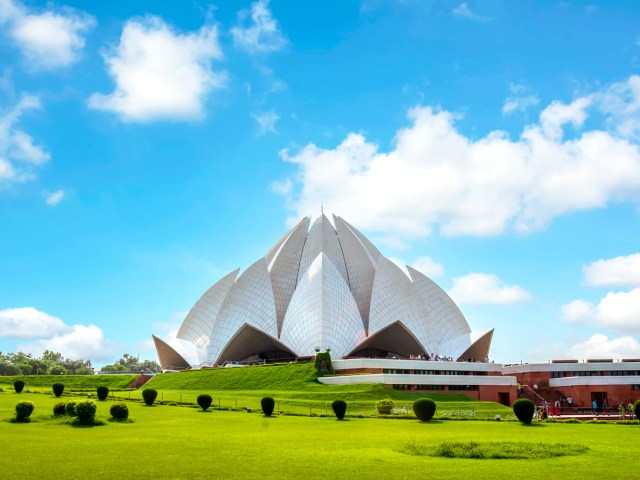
0,392,637,480
0,374,138,392
134,363,510,418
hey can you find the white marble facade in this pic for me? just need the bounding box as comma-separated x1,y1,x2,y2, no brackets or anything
171,213,492,365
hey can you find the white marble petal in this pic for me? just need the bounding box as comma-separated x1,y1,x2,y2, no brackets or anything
176,268,239,363
280,253,365,358
207,258,277,363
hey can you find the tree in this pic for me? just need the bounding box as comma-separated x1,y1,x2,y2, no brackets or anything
100,354,161,373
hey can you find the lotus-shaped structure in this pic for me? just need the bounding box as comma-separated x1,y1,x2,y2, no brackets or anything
154,214,492,369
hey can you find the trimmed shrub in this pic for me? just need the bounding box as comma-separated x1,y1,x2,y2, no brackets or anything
110,403,129,421
376,399,394,415
75,400,97,424
52,383,65,398
314,352,334,374
261,397,275,416
634,400,640,419
413,398,437,422
97,386,109,401
15,401,34,421
142,388,158,406
332,400,347,420
512,398,535,424
197,394,213,411
65,401,77,417
53,402,67,417
13,380,25,393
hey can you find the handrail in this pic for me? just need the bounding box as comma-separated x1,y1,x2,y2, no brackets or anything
522,384,545,403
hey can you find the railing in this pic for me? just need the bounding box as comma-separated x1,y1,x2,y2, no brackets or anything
521,384,545,403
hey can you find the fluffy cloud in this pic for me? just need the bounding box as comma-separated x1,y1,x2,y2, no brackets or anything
252,110,279,135
277,76,640,240
0,0,94,70
17,324,113,361
2,306,113,360
88,16,224,122
231,0,287,54
583,253,640,287
561,288,640,332
45,189,65,206
569,333,640,359
0,94,50,184
561,299,595,323
447,273,531,305
0,307,67,338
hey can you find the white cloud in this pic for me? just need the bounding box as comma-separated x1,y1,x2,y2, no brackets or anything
412,256,445,278
277,77,640,239
502,84,539,115
561,299,595,323
88,16,224,122
569,333,640,360
252,110,279,135
231,0,287,54
0,307,67,338
596,288,640,331
18,324,113,361
2,306,114,361
561,288,640,332
389,255,444,278
0,0,94,70
452,3,489,22
583,253,640,287
0,94,50,184
45,189,65,206
448,272,531,305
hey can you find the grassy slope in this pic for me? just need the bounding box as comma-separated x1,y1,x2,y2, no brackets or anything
134,363,508,417
0,392,637,480
0,374,138,391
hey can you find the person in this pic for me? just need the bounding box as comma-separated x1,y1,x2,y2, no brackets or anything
554,400,561,417
619,403,626,420
516,382,522,398
628,402,634,420
603,399,608,415
592,399,598,416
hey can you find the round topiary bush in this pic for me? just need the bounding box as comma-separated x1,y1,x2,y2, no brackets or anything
96,386,109,401
376,399,394,415
53,401,67,417
13,380,25,393
332,400,347,420
197,394,213,411
15,400,34,421
142,388,158,406
512,398,535,424
52,383,65,398
634,400,640,420
65,401,77,417
75,400,97,424
110,403,129,421
413,398,437,422
261,397,275,416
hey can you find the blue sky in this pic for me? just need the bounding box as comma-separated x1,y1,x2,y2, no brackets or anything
1,0,640,366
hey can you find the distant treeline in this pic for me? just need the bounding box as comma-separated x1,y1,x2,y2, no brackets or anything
0,350,160,375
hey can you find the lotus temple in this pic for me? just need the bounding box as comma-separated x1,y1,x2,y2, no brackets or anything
153,213,640,407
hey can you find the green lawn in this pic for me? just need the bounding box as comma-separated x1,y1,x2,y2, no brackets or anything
0,374,138,391
0,391,637,480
